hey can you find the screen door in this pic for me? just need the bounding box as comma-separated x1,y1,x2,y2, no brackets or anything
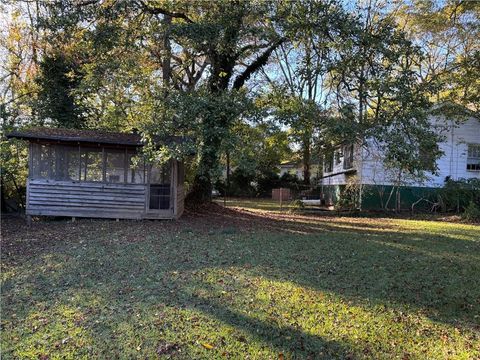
148,162,172,211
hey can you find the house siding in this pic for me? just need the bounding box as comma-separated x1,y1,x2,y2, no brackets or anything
360,117,480,188
321,117,480,189
319,116,479,209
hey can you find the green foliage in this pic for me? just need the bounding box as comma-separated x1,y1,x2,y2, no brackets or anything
335,179,362,211
0,137,28,211
35,53,85,128
326,4,444,182
438,178,480,212
287,198,305,213
396,0,480,119
256,171,282,197
1,0,478,206
462,201,480,222
226,167,256,197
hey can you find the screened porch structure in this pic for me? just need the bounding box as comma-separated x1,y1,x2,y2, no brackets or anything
7,128,186,220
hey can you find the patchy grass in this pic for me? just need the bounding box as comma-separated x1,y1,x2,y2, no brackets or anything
216,197,298,212
1,204,479,359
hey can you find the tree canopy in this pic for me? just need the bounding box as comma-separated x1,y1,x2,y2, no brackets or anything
1,0,478,206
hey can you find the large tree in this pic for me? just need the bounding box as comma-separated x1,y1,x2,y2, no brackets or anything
38,0,348,203
326,1,443,209
394,0,480,119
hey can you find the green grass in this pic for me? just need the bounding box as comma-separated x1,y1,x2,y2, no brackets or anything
215,197,298,211
1,203,479,359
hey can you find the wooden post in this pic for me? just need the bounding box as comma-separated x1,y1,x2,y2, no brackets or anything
72,217,76,222
26,215,32,227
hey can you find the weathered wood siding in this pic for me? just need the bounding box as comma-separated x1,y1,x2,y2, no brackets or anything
175,185,185,218
27,179,146,219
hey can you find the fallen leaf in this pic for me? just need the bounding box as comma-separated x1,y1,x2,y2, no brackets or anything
202,343,214,350
157,342,179,355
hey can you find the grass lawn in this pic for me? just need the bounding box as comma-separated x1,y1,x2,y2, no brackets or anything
1,202,479,359
215,197,298,211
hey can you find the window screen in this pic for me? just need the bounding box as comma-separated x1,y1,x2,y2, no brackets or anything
150,162,171,184
55,145,80,181
127,151,145,183
31,144,54,179
149,185,171,209
149,162,171,210
467,144,480,171
80,148,103,182
105,149,125,183
324,153,333,173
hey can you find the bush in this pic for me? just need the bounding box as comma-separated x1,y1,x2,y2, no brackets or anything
288,199,305,213
438,178,480,212
256,171,281,197
216,168,256,197
335,180,361,210
462,201,480,222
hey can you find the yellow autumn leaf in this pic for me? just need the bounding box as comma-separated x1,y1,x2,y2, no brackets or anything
202,343,214,350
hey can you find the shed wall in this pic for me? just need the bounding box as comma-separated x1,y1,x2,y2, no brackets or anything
175,184,185,218
27,179,146,219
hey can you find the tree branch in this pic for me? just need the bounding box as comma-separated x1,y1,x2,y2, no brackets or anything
74,0,100,6
137,0,193,23
232,38,286,90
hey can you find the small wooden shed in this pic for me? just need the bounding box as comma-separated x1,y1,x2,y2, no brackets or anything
7,127,186,220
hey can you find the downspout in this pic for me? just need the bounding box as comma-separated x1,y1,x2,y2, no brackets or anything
450,119,455,180
357,143,364,210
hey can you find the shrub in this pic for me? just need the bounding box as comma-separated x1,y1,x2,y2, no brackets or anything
256,171,281,197
335,180,361,210
462,201,480,222
438,178,480,212
288,199,305,213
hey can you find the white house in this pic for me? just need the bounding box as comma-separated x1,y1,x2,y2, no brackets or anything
278,161,321,181
320,116,480,208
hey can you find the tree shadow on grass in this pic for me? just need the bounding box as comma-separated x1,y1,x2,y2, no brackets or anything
1,211,479,357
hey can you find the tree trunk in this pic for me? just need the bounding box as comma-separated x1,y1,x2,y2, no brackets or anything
187,78,230,204
226,150,230,191
1,178,8,213
188,52,235,204
302,136,311,185
162,15,172,87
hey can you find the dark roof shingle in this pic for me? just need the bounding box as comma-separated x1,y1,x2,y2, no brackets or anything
6,127,187,147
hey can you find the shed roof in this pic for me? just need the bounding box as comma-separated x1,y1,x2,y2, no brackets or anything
6,127,187,147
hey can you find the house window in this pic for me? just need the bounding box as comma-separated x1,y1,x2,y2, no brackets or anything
467,144,480,171
335,150,342,165
343,144,354,170
105,149,125,183
324,153,333,173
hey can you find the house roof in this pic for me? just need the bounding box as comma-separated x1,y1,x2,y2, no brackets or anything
6,127,188,147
